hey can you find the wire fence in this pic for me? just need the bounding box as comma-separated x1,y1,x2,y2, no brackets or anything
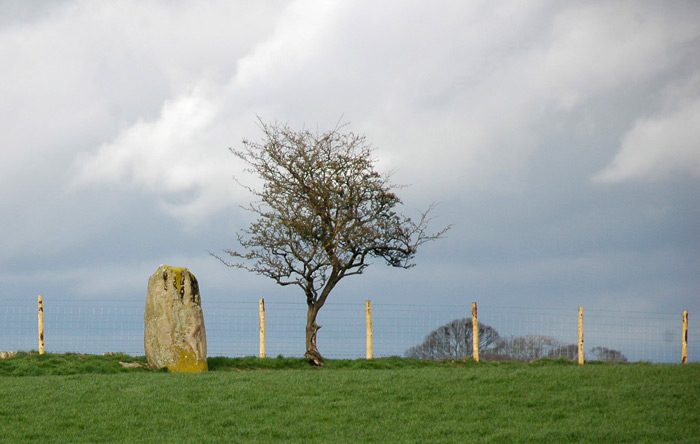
1,297,697,363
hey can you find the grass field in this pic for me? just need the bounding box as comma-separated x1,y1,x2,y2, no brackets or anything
0,353,698,443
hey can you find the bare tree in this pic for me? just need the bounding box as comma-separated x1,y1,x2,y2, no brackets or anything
493,335,563,362
590,346,628,362
405,318,501,360
547,344,578,360
215,119,450,365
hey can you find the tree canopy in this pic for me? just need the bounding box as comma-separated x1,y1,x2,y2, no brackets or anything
405,318,629,363
405,318,501,360
217,119,450,364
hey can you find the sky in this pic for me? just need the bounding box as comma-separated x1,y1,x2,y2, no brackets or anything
1,0,699,321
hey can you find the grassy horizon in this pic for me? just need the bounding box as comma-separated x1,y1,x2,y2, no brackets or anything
0,353,698,443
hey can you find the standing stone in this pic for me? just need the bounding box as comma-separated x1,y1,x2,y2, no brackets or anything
144,265,208,372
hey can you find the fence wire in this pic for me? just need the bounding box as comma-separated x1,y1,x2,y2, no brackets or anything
1,298,697,363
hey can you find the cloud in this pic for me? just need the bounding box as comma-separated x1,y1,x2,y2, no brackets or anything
2,0,700,331
49,1,290,221
71,84,245,220
594,80,700,183
67,0,700,214
534,1,699,110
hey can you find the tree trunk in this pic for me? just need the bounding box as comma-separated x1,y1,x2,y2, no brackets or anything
304,303,324,366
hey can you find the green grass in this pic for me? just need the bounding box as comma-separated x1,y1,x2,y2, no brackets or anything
0,353,698,443
0,351,149,376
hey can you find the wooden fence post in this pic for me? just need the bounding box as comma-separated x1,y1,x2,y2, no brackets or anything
38,295,45,354
259,298,266,358
365,300,373,359
472,302,479,362
578,306,584,365
682,310,688,364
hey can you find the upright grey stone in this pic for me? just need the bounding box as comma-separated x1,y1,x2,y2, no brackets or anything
144,265,207,372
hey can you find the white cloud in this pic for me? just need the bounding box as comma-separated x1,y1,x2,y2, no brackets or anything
534,1,699,110
231,0,340,91
74,87,216,186
11,0,700,219
69,0,700,210
71,84,246,220
594,80,700,183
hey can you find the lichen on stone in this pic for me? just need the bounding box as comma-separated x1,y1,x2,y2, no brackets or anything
167,345,208,372
160,264,187,298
